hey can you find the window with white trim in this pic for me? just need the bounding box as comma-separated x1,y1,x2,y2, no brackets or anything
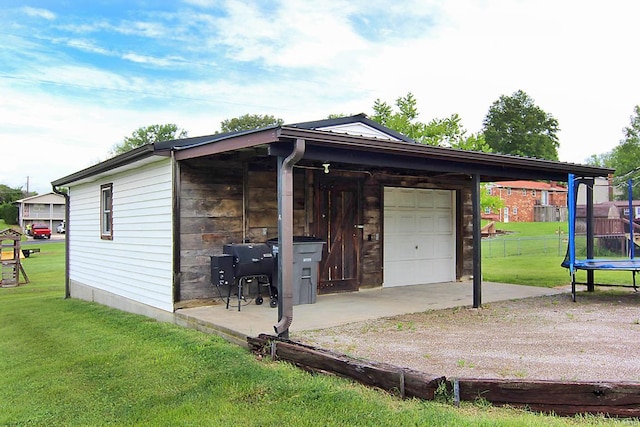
101,183,113,240
521,188,527,196
513,207,518,215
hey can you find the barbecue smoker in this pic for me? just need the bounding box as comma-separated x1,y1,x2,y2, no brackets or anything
210,243,277,311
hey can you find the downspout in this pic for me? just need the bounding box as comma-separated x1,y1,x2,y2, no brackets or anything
274,138,305,337
52,185,70,299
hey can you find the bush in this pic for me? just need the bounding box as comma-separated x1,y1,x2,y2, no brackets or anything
0,202,18,225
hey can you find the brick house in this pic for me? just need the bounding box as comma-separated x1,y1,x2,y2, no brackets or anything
486,181,568,223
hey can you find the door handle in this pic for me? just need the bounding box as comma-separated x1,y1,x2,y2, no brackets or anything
355,225,364,229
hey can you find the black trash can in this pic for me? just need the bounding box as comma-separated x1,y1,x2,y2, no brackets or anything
267,236,325,305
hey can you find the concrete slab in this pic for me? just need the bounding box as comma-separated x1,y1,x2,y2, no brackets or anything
176,281,566,343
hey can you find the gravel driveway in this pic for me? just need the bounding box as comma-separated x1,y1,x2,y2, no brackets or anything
292,290,640,382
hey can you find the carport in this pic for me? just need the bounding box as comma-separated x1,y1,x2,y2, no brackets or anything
160,115,612,338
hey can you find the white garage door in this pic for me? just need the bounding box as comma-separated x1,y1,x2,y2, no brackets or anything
383,187,455,287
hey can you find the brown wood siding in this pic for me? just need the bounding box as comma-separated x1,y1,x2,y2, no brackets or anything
176,156,474,302
179,158,244,300
177,158,307,301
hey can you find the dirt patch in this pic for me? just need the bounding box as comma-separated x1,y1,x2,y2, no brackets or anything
292,290,640,382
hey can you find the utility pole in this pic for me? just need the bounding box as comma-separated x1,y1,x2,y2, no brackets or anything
26,176,29,195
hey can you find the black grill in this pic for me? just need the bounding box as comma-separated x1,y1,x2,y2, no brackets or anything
223,243,274,278
209,243,277,311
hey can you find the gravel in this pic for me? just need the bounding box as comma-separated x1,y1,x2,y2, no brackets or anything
292,290,640,382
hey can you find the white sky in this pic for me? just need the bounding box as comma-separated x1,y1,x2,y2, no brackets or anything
1,0,639,194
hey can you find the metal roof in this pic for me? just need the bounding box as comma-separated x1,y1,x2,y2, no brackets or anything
52,115,614,187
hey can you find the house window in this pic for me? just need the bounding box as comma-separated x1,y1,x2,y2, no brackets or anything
635,206,640,219
484,207,491,214
541,190,548,206
507,188,512,196
486,187,492,196
532,189,537,197
522,189,527,196
513,207,518,215
101,183,113,240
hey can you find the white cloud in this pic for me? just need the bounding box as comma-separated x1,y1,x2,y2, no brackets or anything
3,0,640,196
22,6,56,20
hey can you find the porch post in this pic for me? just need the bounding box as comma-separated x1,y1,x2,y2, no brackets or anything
472,173,482,308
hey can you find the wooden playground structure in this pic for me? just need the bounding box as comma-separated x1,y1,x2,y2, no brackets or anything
1,228,29,287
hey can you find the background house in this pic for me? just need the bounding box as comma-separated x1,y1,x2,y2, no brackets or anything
16,193,65,233
486,181,568,223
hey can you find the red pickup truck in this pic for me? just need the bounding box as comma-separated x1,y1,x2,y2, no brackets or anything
31,224,51,239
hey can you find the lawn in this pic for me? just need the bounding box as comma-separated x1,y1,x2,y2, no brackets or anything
0,224,633,425
482,222,638,288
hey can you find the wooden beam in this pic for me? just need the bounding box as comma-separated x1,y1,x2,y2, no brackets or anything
248,334,444,400
455,378,640,417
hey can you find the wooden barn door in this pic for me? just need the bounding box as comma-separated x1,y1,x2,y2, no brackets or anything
316,179,361,294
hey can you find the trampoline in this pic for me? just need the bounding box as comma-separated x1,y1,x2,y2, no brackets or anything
562,173,640,301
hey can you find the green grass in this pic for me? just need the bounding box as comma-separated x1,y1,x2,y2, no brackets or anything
481,222,640,288
1,243,633,425
490,220,568,237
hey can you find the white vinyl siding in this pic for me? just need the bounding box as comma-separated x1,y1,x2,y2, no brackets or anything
68,158,174,311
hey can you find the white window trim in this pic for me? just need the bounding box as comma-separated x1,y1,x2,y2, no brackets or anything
101,183,113,240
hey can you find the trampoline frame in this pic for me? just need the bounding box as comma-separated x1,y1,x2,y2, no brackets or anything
565,173,640,301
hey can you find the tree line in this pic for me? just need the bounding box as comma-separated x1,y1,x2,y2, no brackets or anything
112,90,562,161
0,185,33,225
87,90,640,206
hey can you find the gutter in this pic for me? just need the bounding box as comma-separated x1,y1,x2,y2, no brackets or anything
273,138,305,338
52,185,70,299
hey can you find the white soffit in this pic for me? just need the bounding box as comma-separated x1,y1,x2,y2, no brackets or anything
316,123,401,141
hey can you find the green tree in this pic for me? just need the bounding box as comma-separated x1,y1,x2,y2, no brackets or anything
219,114,284,133
370,93,490,152
483,90,560,160
0,202,18,225
591,106,640,199
480,184,505,215
111,124,188,156
0,184,24,204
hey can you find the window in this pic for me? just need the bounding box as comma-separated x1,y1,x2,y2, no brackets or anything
532,189,537,197
541,190,548,205
484,207,491,214
513,207,518,215
522,189,527,196
101,183,113,240
486,187,492,196
507,188,512,196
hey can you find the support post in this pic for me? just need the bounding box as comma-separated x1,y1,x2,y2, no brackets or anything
586,178,594,292
471,174,482,308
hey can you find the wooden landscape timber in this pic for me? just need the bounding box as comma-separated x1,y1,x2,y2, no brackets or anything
455,378,640,417
248,334,640,418
247,334,445,400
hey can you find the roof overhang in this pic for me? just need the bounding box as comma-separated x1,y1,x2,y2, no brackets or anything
51,145,157,187
271,127,613,182
52,124,614,187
